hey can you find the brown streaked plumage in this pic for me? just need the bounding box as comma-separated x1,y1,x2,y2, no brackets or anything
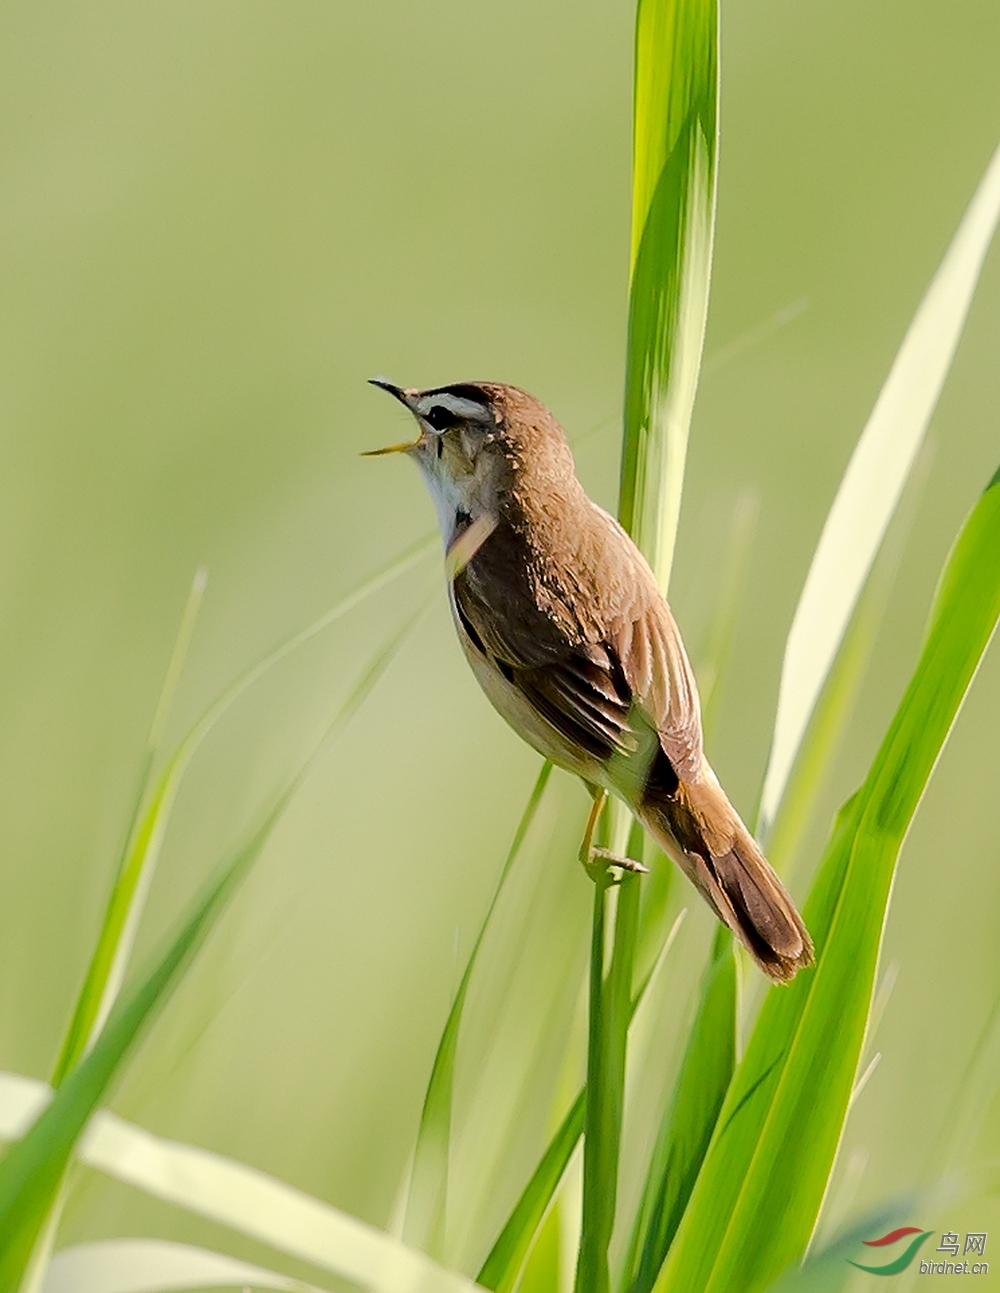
366,379,814,982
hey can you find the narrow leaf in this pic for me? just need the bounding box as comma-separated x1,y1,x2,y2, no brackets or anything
619,0,719,586
42,1240,328,1293
51,569,208,1085
625,926,735,1293
0,831,267,1286
609,3,724,1287
656,467,1000,1293
477,1093,585,1293
574,868,641,1293
763,441,932,876
0,616,419,1290
760,141,1000,831
80,1117,479,1293
52,533,434,1084
478,910,686,1293
0,1079,479,1293
403,763,553,1255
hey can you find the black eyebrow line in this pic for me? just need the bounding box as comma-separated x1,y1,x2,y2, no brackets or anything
424,383,490,406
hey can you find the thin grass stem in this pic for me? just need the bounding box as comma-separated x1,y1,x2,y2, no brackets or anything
4,606,423,1289
575,826,642,1293
51,534,435,1087
403,761,553,1255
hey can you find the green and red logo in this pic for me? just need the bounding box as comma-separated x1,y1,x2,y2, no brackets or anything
847,1227,934,1275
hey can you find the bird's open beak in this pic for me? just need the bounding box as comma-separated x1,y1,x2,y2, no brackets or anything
361,439,418,456
363,376,422,456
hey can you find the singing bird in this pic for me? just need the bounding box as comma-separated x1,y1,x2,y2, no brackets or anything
367,379,813,982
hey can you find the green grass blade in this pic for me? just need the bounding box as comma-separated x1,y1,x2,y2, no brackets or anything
759,140,1000,834
45,1239,333,1293
51,568,208,1086
576,878,614,1293
0,1075,481,1293
619,0,718,584
764,441,933,877
575,867,641,1293
0,821,271,1286
51,534,434,1085
477,907,686,1293
403,762,553,1256
484,0,721,1283
80,1120,481,1293
146,568,209,754
624,926,735,1293
655,466,1000,1293
478,1091,586,1293
607,4,723,1288
0,614,419,1290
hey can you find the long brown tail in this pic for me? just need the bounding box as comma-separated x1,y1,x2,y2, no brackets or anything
637,773,814,983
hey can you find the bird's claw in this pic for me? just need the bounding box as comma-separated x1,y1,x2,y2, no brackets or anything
583,846,649,883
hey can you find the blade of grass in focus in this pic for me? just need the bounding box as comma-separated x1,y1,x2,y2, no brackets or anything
52,532,435,1086
759,141,1000,835
619,0,719,586
0,612,421,1291
655,465,1000,1293
621,486,758,1286
646,144,1000,1287
575,862,640,1293
572,1,723,1287
403,762,553,1256
441,0,721,1277
611,493,754,1293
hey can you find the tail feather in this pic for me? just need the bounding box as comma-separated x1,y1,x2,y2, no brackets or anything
637,772,814,983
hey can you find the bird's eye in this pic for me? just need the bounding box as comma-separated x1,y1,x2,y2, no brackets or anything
425,405,456,431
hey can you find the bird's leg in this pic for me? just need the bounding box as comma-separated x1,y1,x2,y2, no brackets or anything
579,788,607,876
579,787,649,881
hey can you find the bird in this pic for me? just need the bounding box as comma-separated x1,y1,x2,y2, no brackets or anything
365,378,813,982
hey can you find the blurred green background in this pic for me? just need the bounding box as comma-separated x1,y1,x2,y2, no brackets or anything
1,0,999,1279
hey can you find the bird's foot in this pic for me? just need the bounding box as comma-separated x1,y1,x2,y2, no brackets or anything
583,846,649,883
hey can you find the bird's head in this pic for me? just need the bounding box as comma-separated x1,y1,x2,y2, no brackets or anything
365,378,576,554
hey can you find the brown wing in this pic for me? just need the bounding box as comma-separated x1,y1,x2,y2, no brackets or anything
514,643,639,763
453,550,703,786
612,600,703,784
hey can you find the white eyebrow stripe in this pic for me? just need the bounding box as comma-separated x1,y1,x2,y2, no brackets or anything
415,394,492,423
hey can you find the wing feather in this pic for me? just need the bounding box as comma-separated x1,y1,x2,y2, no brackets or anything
615,603,703,783
454,556,703,784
